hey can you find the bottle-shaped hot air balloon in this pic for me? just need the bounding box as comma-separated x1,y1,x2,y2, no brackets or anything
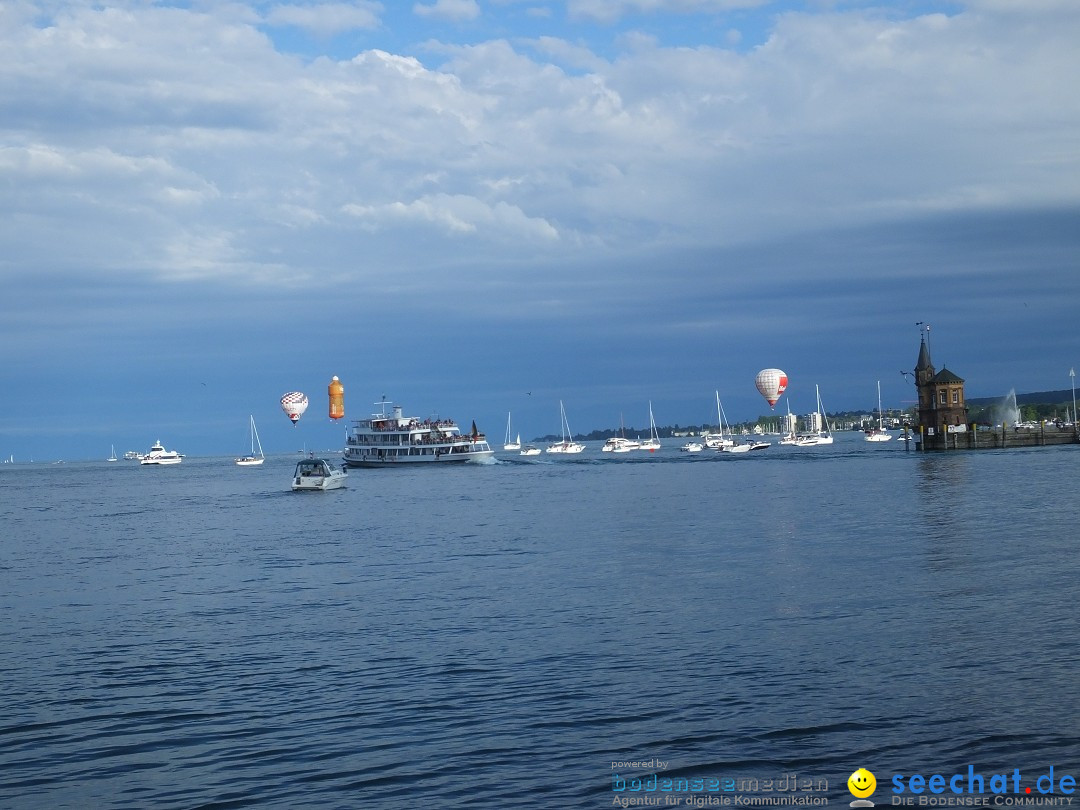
755,369,788,409
328,376,345,420
280,391,309,425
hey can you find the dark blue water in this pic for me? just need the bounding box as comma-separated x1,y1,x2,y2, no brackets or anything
2,437,1079,808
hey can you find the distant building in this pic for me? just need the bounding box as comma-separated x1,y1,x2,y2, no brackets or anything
915,332,968,439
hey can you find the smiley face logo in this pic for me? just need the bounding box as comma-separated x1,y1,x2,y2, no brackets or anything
848,768,876,798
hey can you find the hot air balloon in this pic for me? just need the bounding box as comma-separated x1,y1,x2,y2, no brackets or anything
755,368,788,409
280,391,309,425
328,376,345,420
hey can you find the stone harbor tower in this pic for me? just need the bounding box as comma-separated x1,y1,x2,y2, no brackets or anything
915,330,968,442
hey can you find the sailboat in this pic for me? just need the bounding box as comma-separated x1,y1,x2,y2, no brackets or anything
865,380,893,442
235,415,265,466
503,412,521,451
714,397,749,452
639,401,661,451
779,400,801,445
545,401,585,454
107,445,118,462
704,391,735,449
808,384,834,445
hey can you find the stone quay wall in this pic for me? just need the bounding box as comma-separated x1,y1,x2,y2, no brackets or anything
916,424,1079,451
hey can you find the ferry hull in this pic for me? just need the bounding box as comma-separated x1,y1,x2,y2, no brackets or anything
343,448,494,467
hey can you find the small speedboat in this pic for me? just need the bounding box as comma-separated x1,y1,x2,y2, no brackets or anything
680,442,703,453
291,458,348,491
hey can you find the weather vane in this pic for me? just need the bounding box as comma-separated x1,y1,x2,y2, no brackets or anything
916,321,931,354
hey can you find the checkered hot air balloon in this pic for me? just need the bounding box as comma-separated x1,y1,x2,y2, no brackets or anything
755,369,788,409
280,391,309,425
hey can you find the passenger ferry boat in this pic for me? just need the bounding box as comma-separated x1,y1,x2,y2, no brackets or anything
343,401,494,467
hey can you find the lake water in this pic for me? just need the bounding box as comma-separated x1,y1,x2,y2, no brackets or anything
2,435,1079,808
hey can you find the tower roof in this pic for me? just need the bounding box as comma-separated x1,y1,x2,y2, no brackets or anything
915,335,932,372
929,367,964,384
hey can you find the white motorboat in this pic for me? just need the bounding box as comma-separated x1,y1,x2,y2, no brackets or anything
519,444,541,456
680,441,703,453
546,401,585,454
722,442,753,453
602,415,639,453
291,457,347,491
236,415,266,465
865,381,893,442
503,412,522,451
601,436,639,453
140,440,182,465
721,439,771,453
343,399,494,467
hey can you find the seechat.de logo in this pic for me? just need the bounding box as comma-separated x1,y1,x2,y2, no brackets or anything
848,768,877,807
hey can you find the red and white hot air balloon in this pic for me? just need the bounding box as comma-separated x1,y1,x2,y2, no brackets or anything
280,391,309,425
755,369,788,409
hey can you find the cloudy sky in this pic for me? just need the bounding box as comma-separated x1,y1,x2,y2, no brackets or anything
2,0,1078,459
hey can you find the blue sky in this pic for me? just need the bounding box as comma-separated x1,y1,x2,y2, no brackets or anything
2,0,1079,460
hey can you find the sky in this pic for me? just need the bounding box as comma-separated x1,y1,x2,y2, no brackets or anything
2,0,1079,460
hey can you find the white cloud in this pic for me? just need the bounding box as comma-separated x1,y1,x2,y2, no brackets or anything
413,0,481,22
264,2,382,36
568,0,766,24
343,193,560,242
0,0,1077,290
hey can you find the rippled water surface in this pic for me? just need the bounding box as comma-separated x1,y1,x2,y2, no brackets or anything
3,438,1079,808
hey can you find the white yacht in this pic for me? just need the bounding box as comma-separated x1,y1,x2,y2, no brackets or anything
140,440,182,465
789,385,834,446
519,444,541,456
503,412,522,451
721,439,771,453
291,457,347,491
638,401,661,452
235,415,266,466
865,381,893,442
680,441,703,453
343,400,494,467
546,400,585,454
601,436,639,453
704,392,735,449
602,414,639,453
